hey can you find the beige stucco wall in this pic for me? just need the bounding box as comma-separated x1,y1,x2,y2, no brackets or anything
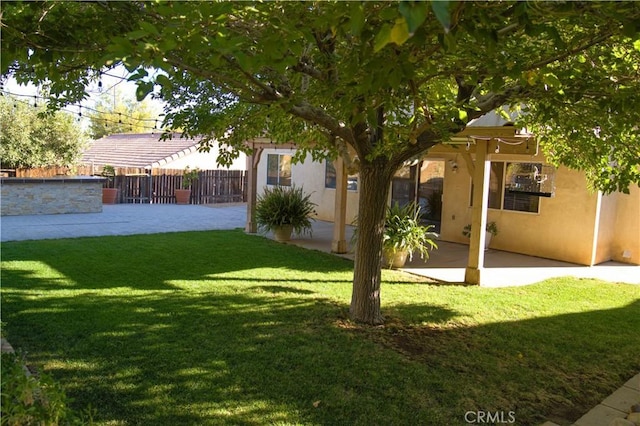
438,152,601,265
594,192,618,264
256,149,359,223
255,146,639,266
610,186,640,264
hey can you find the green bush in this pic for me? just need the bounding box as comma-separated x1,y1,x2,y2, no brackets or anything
255,185,316,235
181,166,200,189
1,352,94,425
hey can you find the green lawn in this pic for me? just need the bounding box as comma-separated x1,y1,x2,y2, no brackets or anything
1,230,639,425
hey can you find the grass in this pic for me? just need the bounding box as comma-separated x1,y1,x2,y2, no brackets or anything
1,229,639,425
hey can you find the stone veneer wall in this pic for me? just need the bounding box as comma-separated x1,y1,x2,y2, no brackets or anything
1,177,104,216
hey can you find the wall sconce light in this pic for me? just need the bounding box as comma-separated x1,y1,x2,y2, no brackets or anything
448,159,458,173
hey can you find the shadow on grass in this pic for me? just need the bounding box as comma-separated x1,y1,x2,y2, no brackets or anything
364,299,640,425
1,289,460,425
2,232,639,425
3,288,639,425
250,285,316,295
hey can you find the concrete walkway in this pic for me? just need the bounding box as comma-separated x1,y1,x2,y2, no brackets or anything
568,373,640,426
2,204,638,425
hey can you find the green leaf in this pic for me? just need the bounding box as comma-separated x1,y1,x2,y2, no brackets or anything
139,21,160,36
390,18,410,45
135,81,154,101
634,39,640,52
159,38,178,52
458,109,468,122
374,24,393,52
398,2,428,34
235,52,252,71
349,3,365,36
127,30,149,41
127,68,148,81
155,74,171,87
431,0,451,33
542,73,561,88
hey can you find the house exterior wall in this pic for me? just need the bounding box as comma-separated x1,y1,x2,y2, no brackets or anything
595,192,618,264
439,152,602,265
256,148,359,223
610,186,640,264
256,146,639,266
156,149,246,171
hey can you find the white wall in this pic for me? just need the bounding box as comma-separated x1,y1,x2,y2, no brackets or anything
256,148,359,223
158,148,246,171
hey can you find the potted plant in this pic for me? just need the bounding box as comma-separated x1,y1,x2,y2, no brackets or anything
175,166,199,204
101,165,118,204
255,185,316,242
383,202,438,268
462,221,498,250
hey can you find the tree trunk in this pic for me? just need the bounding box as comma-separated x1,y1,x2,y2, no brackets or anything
350,161,394,325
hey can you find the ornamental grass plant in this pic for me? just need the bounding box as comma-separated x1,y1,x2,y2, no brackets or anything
255,185,316,236
383,202,438,266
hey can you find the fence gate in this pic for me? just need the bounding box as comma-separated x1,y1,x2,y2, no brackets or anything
118,174,152,204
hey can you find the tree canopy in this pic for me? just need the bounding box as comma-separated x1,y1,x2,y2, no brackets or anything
2,1,639,323
87,88,159,139
0,96,87,169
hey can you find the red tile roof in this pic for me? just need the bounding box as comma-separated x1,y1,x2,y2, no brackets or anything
81,133,202,168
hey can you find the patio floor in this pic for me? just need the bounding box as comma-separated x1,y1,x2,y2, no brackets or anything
275,220,640,287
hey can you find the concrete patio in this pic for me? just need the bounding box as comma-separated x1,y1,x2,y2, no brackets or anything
280,219,640,287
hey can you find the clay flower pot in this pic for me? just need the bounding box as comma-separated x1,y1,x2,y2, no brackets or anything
102,188,118,204
175,189,191,205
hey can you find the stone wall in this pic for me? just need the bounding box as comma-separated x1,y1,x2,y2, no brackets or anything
1,177,104,216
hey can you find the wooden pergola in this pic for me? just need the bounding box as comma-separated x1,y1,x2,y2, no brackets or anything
431,126,536,284
244,128,536,285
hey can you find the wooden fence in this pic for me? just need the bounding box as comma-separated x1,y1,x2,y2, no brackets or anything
4,166,247,205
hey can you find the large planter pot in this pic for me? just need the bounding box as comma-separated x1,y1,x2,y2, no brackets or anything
102,188,118,204
273,225,294,242
485,231,492,250
175,189,191,205
383,248,409,269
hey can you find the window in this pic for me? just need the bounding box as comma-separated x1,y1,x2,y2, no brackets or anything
470,161,544,213
503,163,542,213
469,162,503,209
267,154,291,186
325,161,358,191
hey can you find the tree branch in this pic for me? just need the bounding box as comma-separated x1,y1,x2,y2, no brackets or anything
287,100,355,146
525,31,614,72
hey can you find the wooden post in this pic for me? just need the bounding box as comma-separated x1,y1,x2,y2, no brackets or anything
464,138,490,285
245,147,263,233
332,157,348,253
